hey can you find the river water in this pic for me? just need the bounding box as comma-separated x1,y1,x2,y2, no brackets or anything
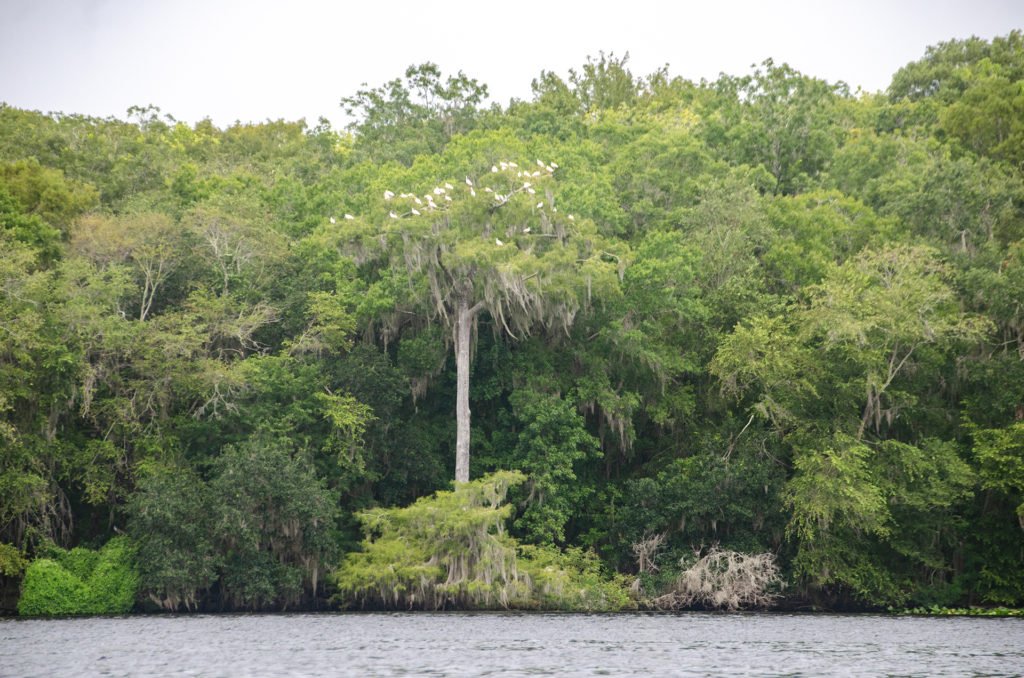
2,612,1022,677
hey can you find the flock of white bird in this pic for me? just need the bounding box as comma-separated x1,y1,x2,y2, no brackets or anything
328,161,573,246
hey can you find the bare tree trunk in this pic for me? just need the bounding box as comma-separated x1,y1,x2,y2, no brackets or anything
454,298,473,483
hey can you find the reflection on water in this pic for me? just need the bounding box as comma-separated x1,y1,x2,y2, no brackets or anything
2,612,1022,677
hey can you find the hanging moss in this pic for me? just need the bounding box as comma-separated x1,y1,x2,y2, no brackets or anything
332,471,631,610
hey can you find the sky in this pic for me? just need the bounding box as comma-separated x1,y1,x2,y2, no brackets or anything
1,0,1022,129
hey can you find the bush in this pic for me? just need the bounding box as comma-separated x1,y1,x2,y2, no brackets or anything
653,547,781,611
17,537,138,616
82,537,139,614
334,471,527,610
518,544,633,611
332,471,632,611
17,559,89,615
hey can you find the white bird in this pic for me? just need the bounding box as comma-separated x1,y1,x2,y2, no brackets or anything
470,188,476,197
384,190,395,200
499,161,508,170
523,182,532,188
329,217,336,224
496,238,504,246
414,197,423,205
491,165,498,173
344,214,355,220
389,211,399,219
527,188,536,195
433,187,444,195
444,195,452,202
484,187,493,193
536,159,545,167
445,182,453,190
523,227,531,233
536,201,544,208
411,208,421,216
509,162,518,168
550,162,559,169
568,214,575,221
465,177,473,186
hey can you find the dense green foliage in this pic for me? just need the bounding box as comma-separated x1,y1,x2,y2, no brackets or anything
333,471,630,610
17,537,137,615
2,35,1024,613
126,434,340,611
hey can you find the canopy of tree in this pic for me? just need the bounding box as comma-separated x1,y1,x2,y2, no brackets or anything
2,37,1023,612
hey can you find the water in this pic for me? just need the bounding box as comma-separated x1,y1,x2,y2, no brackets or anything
1,612,1022,677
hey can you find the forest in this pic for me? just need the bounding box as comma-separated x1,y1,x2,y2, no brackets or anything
1,32,1023,614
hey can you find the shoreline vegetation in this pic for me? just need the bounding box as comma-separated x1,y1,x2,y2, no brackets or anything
892,606,1024,617
7,472,1023,618
3,32,1024,617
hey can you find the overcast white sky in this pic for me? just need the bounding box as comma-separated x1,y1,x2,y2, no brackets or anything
1,0,1021,129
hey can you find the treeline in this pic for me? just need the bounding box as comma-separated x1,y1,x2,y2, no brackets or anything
1,34,1023,613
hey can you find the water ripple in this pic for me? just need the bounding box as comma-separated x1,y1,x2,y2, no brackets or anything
1,612,1022,677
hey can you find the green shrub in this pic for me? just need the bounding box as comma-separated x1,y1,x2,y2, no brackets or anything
518,544,633,611
332,471,632,611
17,559,90,615
17,537,138,616
0,542,27,577
59,547,100,581
83,537,139,614
334,471,527,610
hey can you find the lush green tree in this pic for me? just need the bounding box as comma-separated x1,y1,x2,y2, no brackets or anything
762,190,894,292
0,158,99,233
713,244,990,603
334,471,525,609
129,435,342,611
888,31,1024,104
828,132,1024,254
505,389,600,545
126,465,218,611
209,434,341,610
0,185,62,262
617,444,786,567
940,62,1024,166
567,52,642,112
3,34,1024,613
333,471,629,610
72,212,192,320
707,60,850,195
349,153,618,482
342,63,489,165
971,421,1024,529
